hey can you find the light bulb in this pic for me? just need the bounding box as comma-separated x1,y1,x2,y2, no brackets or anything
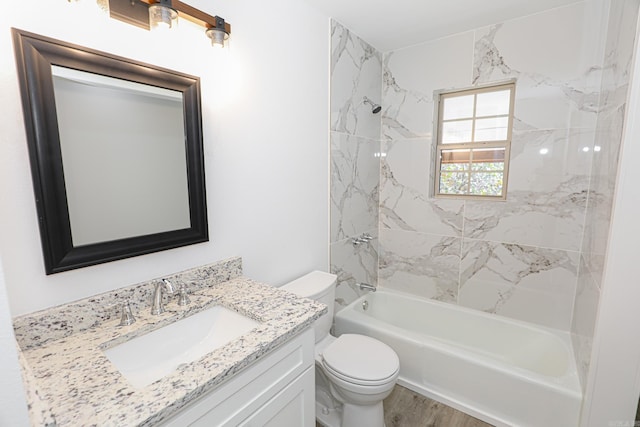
206,28,229,48
149,4,178,31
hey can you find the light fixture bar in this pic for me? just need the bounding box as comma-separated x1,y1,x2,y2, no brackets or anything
107,0,153,30
139,0,231,34
99,0,231,46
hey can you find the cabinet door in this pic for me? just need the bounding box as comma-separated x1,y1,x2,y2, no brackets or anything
239,366,315,427
158,329,314,427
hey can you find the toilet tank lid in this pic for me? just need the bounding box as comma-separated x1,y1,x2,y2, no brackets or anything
280,271,337,299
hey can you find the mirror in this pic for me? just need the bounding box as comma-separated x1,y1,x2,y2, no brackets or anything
51,66,192,246
12,29,208,274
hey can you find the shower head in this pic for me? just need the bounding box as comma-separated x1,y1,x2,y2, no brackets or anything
363,96,382,114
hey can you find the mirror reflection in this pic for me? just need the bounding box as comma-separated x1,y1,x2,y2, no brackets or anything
51,66,191,246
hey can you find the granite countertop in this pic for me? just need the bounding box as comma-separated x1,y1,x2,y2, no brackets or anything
15,259,326,427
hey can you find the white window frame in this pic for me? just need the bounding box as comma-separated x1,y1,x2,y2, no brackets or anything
433,81,516,200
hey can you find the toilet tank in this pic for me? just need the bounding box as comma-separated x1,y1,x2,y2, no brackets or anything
281,271,336,343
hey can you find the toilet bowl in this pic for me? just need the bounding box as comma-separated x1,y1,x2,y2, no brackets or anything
282,271,399,427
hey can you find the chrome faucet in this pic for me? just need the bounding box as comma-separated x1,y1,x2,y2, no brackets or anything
151,278,175,315
358,283,376,292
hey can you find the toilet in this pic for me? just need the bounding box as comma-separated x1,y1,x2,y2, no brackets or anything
282,271,399,427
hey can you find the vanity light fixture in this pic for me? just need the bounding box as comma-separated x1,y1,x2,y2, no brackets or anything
205,16,230,48
148,1,178,30
89,0,231,47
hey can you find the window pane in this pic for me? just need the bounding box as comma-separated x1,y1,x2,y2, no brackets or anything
471,162,504,171
470,147,505,171
442,120,472,143
476,89,511,117
440,172,469,194
441,149,471,169
474,117,509,142
470,172,503,196
442,94,474,120
441,162,468,171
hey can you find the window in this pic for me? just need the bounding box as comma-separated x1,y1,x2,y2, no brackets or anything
434,82,515,199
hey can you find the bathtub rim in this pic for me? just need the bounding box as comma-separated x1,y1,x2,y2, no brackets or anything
339,287,573,340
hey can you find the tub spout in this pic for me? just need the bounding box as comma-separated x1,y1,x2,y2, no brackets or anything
358,283,376,292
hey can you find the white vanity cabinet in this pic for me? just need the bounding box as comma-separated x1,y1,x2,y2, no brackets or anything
159,328,315,427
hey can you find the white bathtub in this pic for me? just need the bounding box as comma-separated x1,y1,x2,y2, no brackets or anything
334,289,582,427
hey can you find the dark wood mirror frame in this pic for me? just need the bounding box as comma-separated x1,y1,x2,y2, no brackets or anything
12,28,208,275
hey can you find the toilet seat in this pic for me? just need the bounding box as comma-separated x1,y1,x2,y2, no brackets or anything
321,334,399,386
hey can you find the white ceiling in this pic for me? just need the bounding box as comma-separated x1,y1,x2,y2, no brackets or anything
302,0,581,52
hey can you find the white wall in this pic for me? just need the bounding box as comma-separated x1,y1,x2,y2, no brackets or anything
0,0,330,316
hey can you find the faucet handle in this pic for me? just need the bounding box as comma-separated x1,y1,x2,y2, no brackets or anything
177,283,190,306
119,301,136,326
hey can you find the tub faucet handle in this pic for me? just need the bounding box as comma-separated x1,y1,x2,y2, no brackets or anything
351,233,374,246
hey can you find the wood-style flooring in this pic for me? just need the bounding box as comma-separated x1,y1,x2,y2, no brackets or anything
316,384,493,427
383,385,493,427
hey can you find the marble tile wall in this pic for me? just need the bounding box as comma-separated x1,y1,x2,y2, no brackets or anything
571,0,640,391
329,0,638,396
329,20,382,311
378,1,607,332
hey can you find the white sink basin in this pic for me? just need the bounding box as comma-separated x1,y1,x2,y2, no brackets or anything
104,306,260,388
